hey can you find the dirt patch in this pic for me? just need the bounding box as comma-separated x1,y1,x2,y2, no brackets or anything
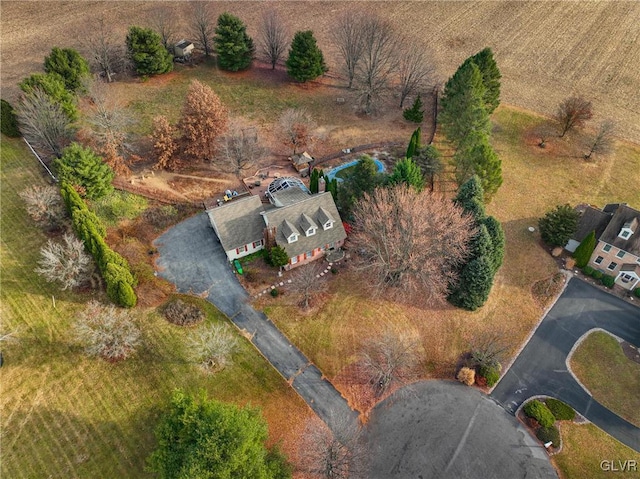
621,341,640,365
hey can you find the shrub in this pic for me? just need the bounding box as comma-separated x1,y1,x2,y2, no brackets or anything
592,270,603,280
601,274,615,288
1,99,20,137
573,230,596,268
523,399,555,428
545,398,575,421
162,299,205,326
457,367,475,386
244,269,257,283
582,265,595,276
403,95,424,123
268,246,289,268
536,425,561,448
634,287,640,298
478,363,501,387
270,288,279,297
538,204,579,247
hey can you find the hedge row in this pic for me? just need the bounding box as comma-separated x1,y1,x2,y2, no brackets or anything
545,398,575,421
523,399,555,428
582,266,615,288
61,182,137,307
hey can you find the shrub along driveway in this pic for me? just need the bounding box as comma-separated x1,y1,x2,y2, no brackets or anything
491,277,640,452
154,212,358,432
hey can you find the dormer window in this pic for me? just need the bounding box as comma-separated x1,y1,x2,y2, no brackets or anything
619,218,638,240
299,213,318,237
307,227,316,236
323,220,333,230
288,233,298,243
281,220,299,244
619,229,632,240
316,207,334,231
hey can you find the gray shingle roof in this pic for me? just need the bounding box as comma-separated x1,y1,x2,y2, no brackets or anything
299,213,318,234
317,207,333,226
574,205,613,243
599,203,640,256
280,219,299,240
262,192,346,258
206,195,266,252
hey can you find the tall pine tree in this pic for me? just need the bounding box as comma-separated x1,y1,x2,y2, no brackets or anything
389,158,424,192
126,26,173,76
214,12,254,71
54,143,114,200
406,127,421,159
462,48,501,114
453,130,503,200
573,230,596,268
439,61,490,148
286,31,327,82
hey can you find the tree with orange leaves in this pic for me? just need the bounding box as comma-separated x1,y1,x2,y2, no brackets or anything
152,115,179,171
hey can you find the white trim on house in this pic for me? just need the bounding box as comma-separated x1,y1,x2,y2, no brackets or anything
602,243,612,252
615,271,640,290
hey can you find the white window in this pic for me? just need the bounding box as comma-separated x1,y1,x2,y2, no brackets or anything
290,255,298,264
236,245,247,254
616,250,625,259
619,230,631,239
323,221,333,230
602,244,612,252
252,240,263,248
607,261,618,270
288,233,298,244
307,227,316,236
620,273,635,284
594,256,604,265
305,250,312,259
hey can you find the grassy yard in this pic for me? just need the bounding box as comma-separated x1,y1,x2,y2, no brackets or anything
569,331,640,427
553,422,640,479
0,137,310,478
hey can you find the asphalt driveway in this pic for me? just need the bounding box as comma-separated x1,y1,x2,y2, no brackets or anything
154,212,358,432
364,381,557,479
491,277,640,452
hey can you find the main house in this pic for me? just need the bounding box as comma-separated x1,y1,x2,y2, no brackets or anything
206,177,346,269
566,203,640,290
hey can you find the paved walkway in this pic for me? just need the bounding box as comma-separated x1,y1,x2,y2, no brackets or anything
491,277,640,452
153,212,358,432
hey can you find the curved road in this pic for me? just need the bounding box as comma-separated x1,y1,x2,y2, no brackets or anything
153,212,358,433
491,277,640,452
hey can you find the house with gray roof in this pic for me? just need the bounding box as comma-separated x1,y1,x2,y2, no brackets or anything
576,203,640,290
206,195,267,261
206,184,346,269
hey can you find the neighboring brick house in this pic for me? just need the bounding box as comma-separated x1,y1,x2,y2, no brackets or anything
206,178,346,269
570,203,640,290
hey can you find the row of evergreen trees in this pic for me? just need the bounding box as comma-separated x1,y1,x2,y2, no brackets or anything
439,48,503,200
60,182,137,308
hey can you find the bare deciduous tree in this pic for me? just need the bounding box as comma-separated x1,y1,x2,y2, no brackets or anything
360,326,420,397
19,185,66,231
82,15,128,82
278,108,316,155
189,1,216,57
188,323,238,372
150,4,177,50
532,122,557,148
258,9,289,70
288,263,328,310
555,95,593,137
86,81,132,153
152,115,179,170
353,14,399,114
584,119,615,160
469,330,509,369
298,414,367,479
332,12,365,88
219,121,265,177
351,185,474,305
16,88,73,159
397,37,434,108
35,234,94,290
179,80,229,161
74,300,141,361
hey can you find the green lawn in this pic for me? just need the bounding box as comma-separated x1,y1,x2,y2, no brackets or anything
0,137,309,478
554,422,640,479
570,331,640,427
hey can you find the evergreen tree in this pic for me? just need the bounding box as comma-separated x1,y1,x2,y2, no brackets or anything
439,61,490,148
286,31,327,82
1,99,20,137
403,95,424,123
413,145,443,192
44,47,90,92
389,158,424,191
539,204,579,247
471,223,493,259
148,390,291,479
462,47,501,114
214,12,254,71
448,256,494,311
268,246,289,268
483,215,505,273
573,230,596,268
453,131,503,200
54,143,115,200
454,176,485,217
405,127,421,159
19,73,78,121
126,26,173,76
329,178,338,201
309,168,320,194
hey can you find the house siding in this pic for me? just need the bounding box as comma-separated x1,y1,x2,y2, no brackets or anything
225,239,264,261
589,240,640,289
285,239,344,270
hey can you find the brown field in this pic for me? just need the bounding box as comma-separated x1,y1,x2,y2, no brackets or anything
2,1,640,142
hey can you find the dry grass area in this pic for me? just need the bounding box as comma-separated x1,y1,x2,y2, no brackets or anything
569,331,640,428
2,1,640,142
553,422,640,479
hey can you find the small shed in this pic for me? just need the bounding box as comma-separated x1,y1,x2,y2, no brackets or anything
175,40,194,58
290,151,314,177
